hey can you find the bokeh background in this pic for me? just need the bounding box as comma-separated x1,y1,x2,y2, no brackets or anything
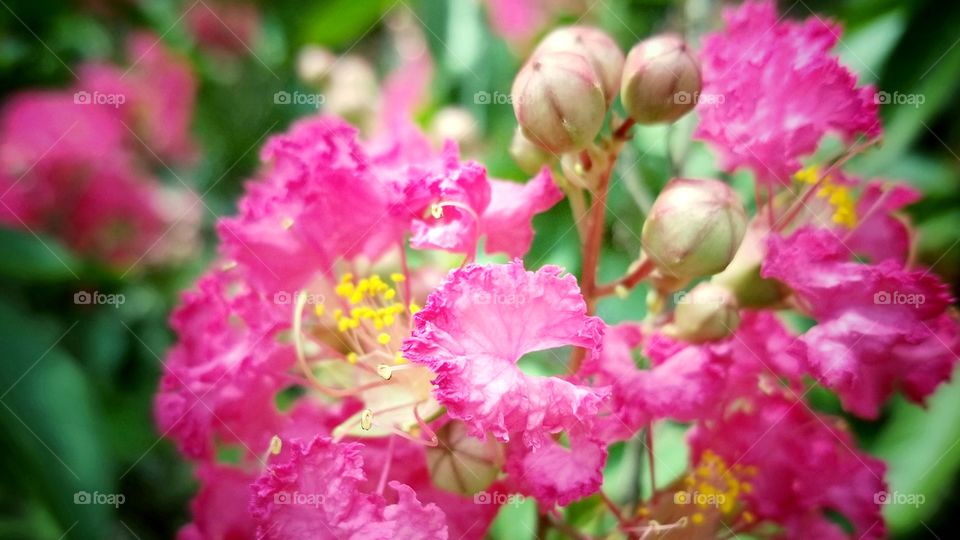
0,0,958,538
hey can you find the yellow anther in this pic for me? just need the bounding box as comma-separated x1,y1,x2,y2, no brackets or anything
429,203,443,219
281,217,294,229
360,409,373,430
384,289,396,300
793,165,821,184
346,352,358,364
394,351,406,364
743,511,756,524
409,302,421,315
390,273,406,283
691,513,704,525
377,333,391,345
333,308,344,320
221,260,238,271
314,304,325,317
268,435,282,455
376,364,393,380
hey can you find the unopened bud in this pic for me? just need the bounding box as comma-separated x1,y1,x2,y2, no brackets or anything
426,421,502,495
670,283,740,343
296,45,337,87
509,126,552,173
430,107,479,153
621,34,701,124
536,26,624,104
642,178,746,279
511,51,606,153
325,55,378,123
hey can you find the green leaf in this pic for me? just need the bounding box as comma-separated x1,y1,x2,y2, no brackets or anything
0,301,114,538
0,227,81,282
869,374,960,535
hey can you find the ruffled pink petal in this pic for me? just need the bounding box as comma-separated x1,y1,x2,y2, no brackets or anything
505,433,606,507
763,226,960,417
177,464,257,540
688,393,886,540
402,260,606,448
482,168,563,258
694,0,880,185
250,436,447,540
846,181,920,264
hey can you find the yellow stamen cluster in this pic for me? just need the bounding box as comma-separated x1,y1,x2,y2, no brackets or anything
794,166,858,228
331,274,408,332
680,450,756,521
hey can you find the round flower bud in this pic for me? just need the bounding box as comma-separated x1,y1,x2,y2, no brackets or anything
535,26,625,104
641,178,747,279
670,283,740,343
324,55,379,123
296,45,337,87
430,106,480,154
621,34,701,124
511,51,606,153
509,126,552,174
426,421,502,495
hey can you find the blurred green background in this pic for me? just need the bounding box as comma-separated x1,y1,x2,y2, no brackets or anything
0,0,958,538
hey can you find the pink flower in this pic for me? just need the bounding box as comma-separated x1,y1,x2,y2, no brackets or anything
78,32,198,164
155,271,293,459
688,392,887,540
186,0,261,56
846,181,921,264
482,169,563,258
504,433,606,507
483,0,587,44
763,226,960,418
177,464,257,540
250,436,448,540
695,0,880,185
402,261,606,448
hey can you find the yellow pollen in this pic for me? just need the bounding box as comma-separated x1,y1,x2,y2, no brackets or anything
794,165,858,228
346,352,358,364
390,273,406,283
314,304,325,317
691,512,704,525
429,203,443,219
409,302,421,315
394,351,406,364
743,511,756,524
377,333,392,345
268,435,282,455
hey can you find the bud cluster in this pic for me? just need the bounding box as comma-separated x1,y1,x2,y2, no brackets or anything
510,27,703,158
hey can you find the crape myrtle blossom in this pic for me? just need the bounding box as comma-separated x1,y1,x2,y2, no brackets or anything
159,113,564,537
160,1,960,538
695,0,880,185
0,33,200,268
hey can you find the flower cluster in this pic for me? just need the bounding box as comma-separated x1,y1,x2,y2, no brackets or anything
160,1,959,539
0,33,200,268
